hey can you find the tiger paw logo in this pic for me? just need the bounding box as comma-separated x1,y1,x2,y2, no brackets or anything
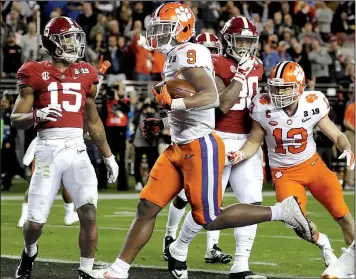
174,6,192,22
259,96,271,105
305,93,318,103
275,171,283,179
293,65,305,82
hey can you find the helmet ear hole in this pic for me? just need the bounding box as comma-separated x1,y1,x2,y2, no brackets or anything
183,26,188,33
55,48,63,56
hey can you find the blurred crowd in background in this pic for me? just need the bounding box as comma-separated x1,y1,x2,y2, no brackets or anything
0,1,355,191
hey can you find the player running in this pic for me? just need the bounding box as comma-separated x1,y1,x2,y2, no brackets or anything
228,61,355,268
79,4,312,279
162,32,232,265
163,17,267,279
11,17,118,279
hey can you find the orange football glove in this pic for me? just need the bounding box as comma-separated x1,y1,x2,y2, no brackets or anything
152,82,172,109
97,55,111,75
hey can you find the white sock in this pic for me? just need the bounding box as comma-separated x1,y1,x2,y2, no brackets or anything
206,230,220,251
111,258,130,278
80,257,94,270
230,224,257,273
64,203,75,216
21,203,28,219
270,204,283,221
165,202,186,238
24,242,37,257
315,232,332,249
169,211,202,261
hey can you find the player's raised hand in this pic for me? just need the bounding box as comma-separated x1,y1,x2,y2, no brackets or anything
152,82,172,110
97,55,111,75
227,151,244,165
141,118,164,138
33,106,62,124
103,155,119,183
338,149,355,170
233,52,256,83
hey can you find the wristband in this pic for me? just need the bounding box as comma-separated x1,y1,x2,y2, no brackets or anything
170,98,186,110
232,72,246,84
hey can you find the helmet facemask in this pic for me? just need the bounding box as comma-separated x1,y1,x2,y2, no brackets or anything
224,33,258,61
48,31,86,63
267,78,302,108
146,20,179,54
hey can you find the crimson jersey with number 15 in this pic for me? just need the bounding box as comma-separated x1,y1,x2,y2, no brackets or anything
212,54,263,134
16,60,98,129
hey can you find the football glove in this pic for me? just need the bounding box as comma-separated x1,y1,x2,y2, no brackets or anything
232,53,256,83
338,149,355,170
97,55,111,75
33,106,62,124
141,118,164,138
152,82,172,110
227,151,244,165
103,155,119,183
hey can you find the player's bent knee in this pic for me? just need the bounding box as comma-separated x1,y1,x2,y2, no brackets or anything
173,196,188,209
24,220,44,232
77,204,97,223
137,199,162,219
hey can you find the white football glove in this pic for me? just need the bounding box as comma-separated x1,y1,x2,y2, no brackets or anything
103,155,119,183
138,34,154,51
33,106,62,123
338,149,355,170
227,151,244,165
232,53,256,83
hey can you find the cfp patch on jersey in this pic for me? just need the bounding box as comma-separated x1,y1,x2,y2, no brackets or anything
74,68,89,75
42,72,50,80
275,171,283,179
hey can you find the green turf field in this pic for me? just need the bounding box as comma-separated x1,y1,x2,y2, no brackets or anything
1,191,354,278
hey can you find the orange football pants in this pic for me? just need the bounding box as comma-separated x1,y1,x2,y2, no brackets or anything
140,133,225,225
272,152,349,219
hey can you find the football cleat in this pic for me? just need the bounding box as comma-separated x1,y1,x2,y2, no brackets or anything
321,241,355,279
78,267,122,279
163,236,175,261
64,212,79,226
165,244,188,279
204,244,232,264
278,196,313,242
321,247,337,267
15,248,38,279
229,271,268,279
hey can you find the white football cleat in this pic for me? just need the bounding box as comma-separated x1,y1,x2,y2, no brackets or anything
64,212,79,226
134,182,143,191
321,247,338,267
321,241,355,279
277,196,313,242
78,266,125,279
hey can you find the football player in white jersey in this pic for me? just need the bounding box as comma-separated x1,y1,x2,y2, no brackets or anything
163,17,267,279
228,61,355,268
79,4,313,279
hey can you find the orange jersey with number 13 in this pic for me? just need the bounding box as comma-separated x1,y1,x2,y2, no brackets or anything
250,91,330,168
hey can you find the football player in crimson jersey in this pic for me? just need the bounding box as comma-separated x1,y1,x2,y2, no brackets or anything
79,5,312,279
196,32,223,55
228,61,355,268
163,17,267,279
10,17,118,278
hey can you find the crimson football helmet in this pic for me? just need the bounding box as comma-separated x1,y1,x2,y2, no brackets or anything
196,32,222,55
41,17,85,63
221,16,258,61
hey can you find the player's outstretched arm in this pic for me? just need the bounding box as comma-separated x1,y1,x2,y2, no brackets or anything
227,120,265,165
11,86,35,130
317,115,355,170
84,84,112,158
176,67,219,110
216,75,243,114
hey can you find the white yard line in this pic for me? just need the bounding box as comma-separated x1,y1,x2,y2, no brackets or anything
1,222,344,243
2,191,354,201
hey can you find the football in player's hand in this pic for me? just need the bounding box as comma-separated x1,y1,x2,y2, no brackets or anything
165,80,197,99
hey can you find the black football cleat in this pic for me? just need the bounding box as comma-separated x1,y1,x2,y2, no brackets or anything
163,236,175,261
15,247,38,279
204,244,232,264
165,244,188,279
229,271,268,279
